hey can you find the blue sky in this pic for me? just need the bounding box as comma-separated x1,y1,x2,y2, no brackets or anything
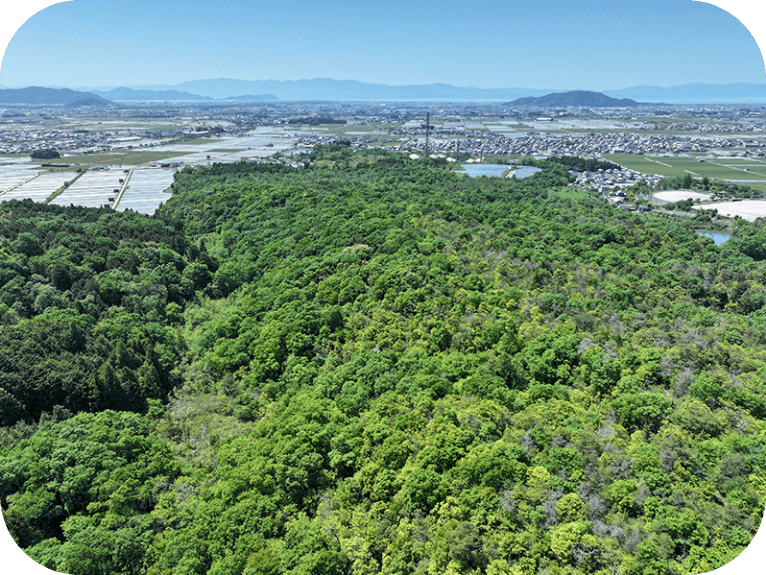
0,0,764,90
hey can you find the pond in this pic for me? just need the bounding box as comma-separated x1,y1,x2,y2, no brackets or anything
458,164,510,178
457,164,542,179
697,231,731,245
512,166,542,179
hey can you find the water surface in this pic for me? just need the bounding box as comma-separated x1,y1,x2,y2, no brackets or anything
698,232,731,245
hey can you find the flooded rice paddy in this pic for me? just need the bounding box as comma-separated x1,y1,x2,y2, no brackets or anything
116,169,175,214
3,172,73,202
0,127,302,215
51,169,124,209
692,200,766,222
653,191,711,202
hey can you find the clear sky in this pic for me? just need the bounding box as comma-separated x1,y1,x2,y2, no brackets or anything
0,0,764,90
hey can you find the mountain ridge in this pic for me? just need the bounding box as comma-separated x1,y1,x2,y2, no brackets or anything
0,86,112,105
509,90,644,107
3,80,766,104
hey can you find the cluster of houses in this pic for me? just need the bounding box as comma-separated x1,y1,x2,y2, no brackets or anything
653,121,766,133
0,122,189,156
575,167,664,192
391,128,754,159
0,127,121,155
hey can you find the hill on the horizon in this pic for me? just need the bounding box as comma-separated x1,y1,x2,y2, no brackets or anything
509,90,643,107
65,97,116,108
223,94,279,102
92,87,215,101
0,86,111,105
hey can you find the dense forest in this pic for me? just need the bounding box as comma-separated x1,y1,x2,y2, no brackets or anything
2,146,766,575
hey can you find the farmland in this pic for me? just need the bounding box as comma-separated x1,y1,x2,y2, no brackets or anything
605,154,766,184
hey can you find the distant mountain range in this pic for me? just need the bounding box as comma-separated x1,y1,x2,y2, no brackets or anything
122,78,555,101
223,94,279,102
509,90,643,107
118,79,766,103
602,82,766,104
2,80,766,104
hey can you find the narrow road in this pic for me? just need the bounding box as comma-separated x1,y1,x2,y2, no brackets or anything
112,168,134,210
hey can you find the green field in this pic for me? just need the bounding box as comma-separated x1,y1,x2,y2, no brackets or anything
548,187,593,200
183,137,223,145
52,150,184,168
604,155,686,177
605,154,766,182
711,158,766,165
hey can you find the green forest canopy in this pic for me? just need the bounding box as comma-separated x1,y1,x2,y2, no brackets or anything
1,148,766,575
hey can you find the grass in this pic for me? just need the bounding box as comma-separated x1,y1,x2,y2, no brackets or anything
604,155,686,178
714,158,766,164
549,187,594,200
666,158,766,180
51,150,184,168
183,137,222,145
605,154,766,182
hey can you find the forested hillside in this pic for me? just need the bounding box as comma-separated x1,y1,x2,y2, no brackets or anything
2,147,766,575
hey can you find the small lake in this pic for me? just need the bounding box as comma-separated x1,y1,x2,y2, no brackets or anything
698,232,731,245
458,164,542,179
459,164,510,178
512,166,543,179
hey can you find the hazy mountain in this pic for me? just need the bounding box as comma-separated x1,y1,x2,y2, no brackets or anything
11,80,766,104
92,87,215,101
223,94,279,101
125,78,561,101
603,82,766,104
121,79,766,103
509,90,642,107
65,98,116,108
0,86,111,105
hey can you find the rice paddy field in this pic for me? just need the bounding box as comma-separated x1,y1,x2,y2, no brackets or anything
146,127,297,165
0,127,305,214
605,154,766,194
116,168,175,214
1,171,73,203
50,169,125,209
692,200,766,222
654,190,712,202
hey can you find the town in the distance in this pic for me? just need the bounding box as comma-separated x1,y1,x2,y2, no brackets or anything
2,83,766,228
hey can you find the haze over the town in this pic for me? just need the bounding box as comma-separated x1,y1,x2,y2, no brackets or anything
0,0,764,92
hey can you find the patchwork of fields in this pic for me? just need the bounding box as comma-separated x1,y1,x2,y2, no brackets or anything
0,159,176,214
605,153,766,194
605,154,766,181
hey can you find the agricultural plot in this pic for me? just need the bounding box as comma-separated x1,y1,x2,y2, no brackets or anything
50,169,124,209
714,158,766,165
0,171,73,203
654,190,711,202
147,128,297,165
665,157,766,180
604,155,685,178
606,154,766,182
57,150,183,168
0,163,39,195
116,168,175,215
692,200,766,222
714,163,766,178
